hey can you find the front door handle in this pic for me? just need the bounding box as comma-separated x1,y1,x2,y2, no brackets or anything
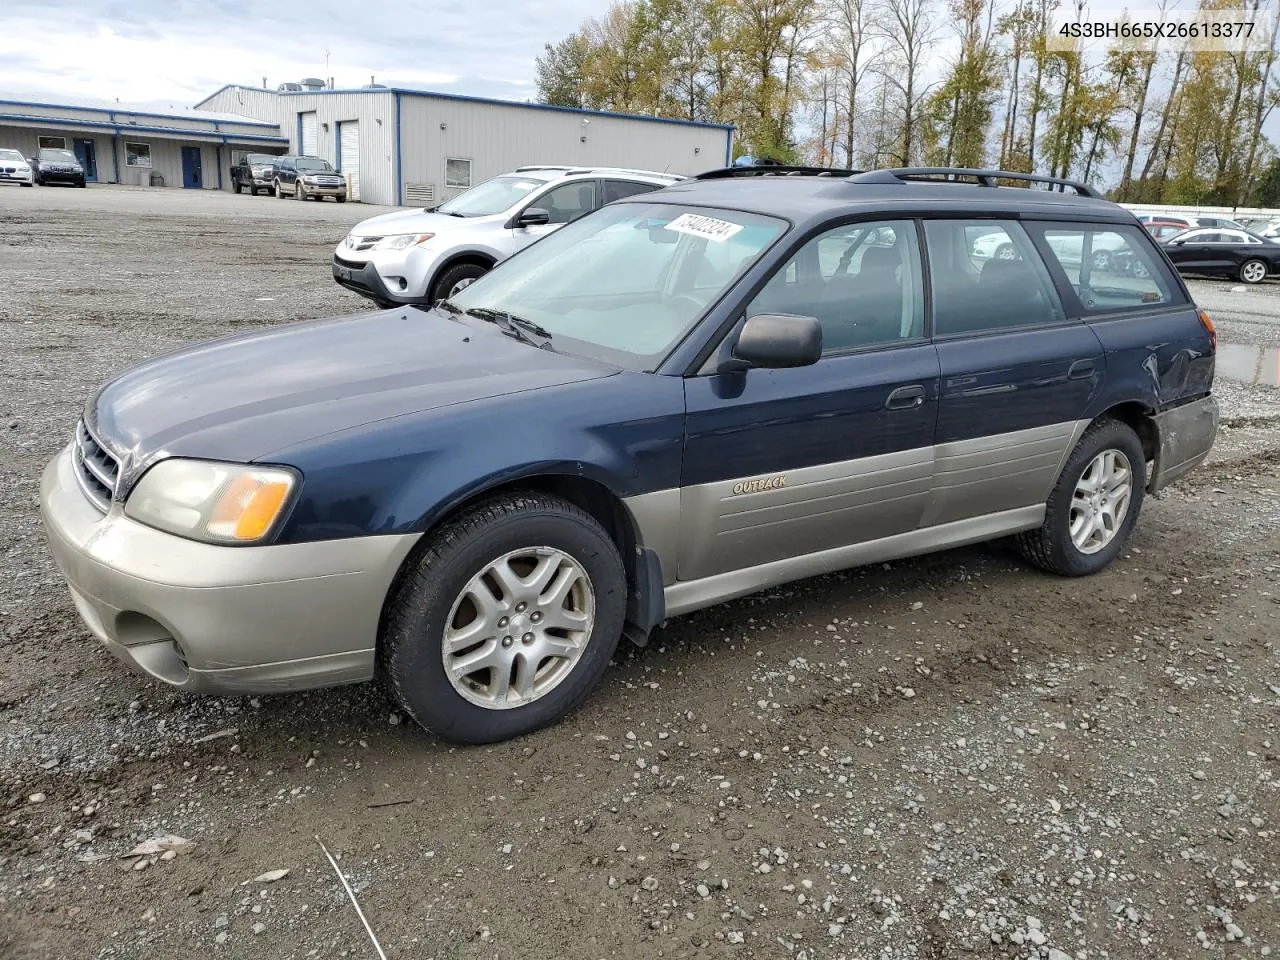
886,384,927,410
1067,359,1096,380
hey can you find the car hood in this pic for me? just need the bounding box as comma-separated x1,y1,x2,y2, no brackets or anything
347,209,505,236
87,307,617,489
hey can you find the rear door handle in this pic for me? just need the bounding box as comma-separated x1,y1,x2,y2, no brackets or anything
886,384,927,410
1067,359,1096,380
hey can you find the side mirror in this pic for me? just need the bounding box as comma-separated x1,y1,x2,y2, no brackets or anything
516,207,551,227
730,314,822,370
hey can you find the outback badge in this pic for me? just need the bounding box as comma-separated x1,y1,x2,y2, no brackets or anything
732,475,787,495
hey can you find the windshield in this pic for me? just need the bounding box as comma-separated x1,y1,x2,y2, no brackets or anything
246,154,275,165
296,158,334,172
40,149,77,163
437,175,548,217
448,203,787,370
0,149,23,162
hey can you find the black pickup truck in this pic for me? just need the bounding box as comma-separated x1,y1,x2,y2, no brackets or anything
231,154,280,196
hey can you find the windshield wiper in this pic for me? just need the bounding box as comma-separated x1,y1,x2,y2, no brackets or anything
464,307,554,349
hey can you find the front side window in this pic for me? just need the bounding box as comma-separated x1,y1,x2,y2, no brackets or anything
124,143,151,168
747,220,924,354
924,219,1065,336
436,175,546,217
536,181,597,225
1027,222,1177,312
446,157,472,188
448,203,785,369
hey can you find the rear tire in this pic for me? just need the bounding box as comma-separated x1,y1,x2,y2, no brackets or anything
430,261,488,304
1015,418,1145,576
381,491,626,744
1239,258,1267,284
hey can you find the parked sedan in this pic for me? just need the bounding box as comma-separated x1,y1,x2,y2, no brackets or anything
1162,227,1280,284
0,148,33,186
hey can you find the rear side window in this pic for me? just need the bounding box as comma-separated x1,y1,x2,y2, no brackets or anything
602,179,659,203
922,219,1065,336
1026,222,1179,312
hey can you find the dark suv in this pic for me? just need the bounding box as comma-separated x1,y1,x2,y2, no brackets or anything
32,148,86,187
39,165,1217,745
272,155,346,201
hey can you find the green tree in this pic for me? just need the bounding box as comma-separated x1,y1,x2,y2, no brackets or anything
535,34,591,108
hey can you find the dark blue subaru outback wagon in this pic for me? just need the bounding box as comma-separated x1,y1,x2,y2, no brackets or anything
40,165,1219,743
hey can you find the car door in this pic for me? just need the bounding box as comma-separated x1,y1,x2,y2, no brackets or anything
1209,229,1253,275
1166,229,1220,273
921,218,1105,528
678,219,940,581
513,181,598,252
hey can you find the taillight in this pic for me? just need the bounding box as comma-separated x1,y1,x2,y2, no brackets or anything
1198,310,1217,350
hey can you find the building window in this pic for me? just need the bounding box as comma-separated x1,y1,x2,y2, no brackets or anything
38,136,66,150
446,158,472,188
125,142,152,168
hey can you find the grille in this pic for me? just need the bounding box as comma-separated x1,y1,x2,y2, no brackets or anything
311,176,344,186
73,420,119,512
345,235,382,252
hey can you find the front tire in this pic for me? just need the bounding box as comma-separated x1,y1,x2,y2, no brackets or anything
295,182,305,201
1015,418,1145,576
381,492,626,744
274,180,284,198
234,181,243,194
1239,258,1267,284
430,262,488,303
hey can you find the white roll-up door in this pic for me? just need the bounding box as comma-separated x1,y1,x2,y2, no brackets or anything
300,112,318,156
340,121,360,201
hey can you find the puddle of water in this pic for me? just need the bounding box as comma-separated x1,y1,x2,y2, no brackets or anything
1216,343,1280,386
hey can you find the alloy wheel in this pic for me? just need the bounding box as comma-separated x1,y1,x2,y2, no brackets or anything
1069,449,1133,554
441,547,595,710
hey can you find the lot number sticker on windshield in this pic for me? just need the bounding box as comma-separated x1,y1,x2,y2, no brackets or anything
665,213,745,243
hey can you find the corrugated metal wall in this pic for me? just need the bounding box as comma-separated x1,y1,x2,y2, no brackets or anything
279,92,396,205
398,97,730,205
194,86,285,125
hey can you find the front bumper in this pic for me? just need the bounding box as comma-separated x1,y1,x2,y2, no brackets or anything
332,254,427,306
39,444,419,694
0,171,33,184
303,182,347,198
39,170,84,185
1149,395,1219,493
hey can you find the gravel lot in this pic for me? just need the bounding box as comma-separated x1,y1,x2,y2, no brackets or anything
1,186,1278,960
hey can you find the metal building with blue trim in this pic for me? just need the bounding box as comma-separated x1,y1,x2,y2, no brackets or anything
197,82,734,207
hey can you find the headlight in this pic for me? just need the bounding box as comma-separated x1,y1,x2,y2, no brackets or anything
373,233,435,250
303,175,319,183
125,459,297,544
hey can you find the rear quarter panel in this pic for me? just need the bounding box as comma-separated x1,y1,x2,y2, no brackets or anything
1084,305,1214,415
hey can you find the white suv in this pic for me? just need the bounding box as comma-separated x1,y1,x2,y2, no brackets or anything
332,166,683,307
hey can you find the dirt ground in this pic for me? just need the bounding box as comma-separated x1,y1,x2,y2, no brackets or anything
1,185,1277,960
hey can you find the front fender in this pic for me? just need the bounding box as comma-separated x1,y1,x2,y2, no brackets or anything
269,372,687,545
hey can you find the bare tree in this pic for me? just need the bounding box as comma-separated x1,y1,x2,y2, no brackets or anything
880,0,938,165
827,0,881,167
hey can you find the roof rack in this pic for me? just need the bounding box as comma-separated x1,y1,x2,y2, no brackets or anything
694,164,864,180
850,167,1104,199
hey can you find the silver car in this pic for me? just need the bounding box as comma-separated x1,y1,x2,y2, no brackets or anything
332,166,683,306
0,148,34,186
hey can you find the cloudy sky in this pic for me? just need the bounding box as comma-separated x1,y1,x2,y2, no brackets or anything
0,0,602,108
